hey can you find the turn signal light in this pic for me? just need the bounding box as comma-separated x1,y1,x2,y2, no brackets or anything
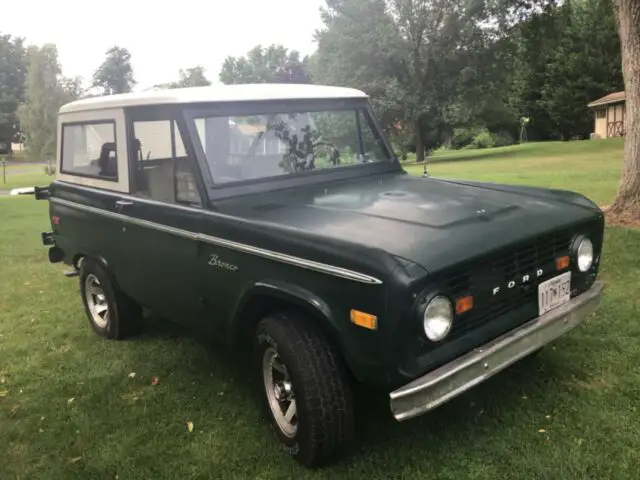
556,255,570,270
455,296,474,315
350,310,377,330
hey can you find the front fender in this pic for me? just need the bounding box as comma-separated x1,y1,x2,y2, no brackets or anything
230,279,335,342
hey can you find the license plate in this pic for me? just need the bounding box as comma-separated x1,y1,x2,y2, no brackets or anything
538,271,571,316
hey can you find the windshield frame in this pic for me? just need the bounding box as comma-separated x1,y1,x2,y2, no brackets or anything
181,98,401,200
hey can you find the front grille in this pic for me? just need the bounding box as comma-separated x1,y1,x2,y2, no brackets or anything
444,227,579,339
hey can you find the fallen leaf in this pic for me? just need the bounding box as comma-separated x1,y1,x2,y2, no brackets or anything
538,428,546,433
545,415,552,420
0,390,8,397
186,420,194,433
218,391,224,396
70,456,83,464
577,438,585,446
10,405,20,415
40,416,46,421
67,397,75,405
151,377,159,386
128,372,136,379
39,428,44,433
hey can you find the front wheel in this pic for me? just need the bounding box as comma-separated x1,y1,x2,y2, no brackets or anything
255,313,354,467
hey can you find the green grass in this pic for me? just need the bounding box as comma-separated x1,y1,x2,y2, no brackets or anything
0,170,53,191
1,141,639,478
404,138,624,206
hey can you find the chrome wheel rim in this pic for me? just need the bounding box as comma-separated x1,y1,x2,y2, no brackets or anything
84,274,109,329
262,346,297,438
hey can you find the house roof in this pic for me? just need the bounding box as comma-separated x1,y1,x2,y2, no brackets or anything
587,91,626,108
59,84,369,114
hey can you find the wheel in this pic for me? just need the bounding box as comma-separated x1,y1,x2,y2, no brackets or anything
79,258,142,340
255,313,354,467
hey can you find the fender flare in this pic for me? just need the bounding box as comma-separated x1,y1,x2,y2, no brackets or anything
229,278,336,345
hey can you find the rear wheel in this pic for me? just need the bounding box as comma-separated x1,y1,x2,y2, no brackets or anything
255,313,354,467
79,258,142,340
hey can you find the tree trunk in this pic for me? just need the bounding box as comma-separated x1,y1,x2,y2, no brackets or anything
415,118,425,163
610,0,640,217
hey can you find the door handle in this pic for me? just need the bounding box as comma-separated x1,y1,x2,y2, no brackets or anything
115,199,134,209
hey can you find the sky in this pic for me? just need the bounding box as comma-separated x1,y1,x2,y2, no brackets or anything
1,0,327,90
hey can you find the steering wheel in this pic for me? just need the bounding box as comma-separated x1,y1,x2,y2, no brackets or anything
308,141,341,169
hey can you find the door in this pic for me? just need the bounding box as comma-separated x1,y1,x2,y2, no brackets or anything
115,109,206,326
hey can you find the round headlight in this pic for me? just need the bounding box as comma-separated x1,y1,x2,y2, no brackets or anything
423,296,453,342
576,237,594,272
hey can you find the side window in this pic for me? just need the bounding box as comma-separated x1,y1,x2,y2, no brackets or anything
132,120,201,206
61,122,117,180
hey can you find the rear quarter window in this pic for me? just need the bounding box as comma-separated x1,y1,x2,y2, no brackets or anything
61,121,118,180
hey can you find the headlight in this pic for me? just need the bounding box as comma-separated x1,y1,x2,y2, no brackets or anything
423,296,453,342
576,237,594,272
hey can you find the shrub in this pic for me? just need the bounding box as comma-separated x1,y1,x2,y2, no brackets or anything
492,131,515,147
451,127,482,149
470,129,496,149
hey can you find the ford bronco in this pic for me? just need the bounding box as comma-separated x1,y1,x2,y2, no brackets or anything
35,84,604,467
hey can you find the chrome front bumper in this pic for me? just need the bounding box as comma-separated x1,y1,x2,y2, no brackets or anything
390,281,604,421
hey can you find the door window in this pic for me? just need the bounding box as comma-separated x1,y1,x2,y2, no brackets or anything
131,120,201,205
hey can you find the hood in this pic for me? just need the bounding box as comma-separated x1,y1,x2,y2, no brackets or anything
218,172,601,274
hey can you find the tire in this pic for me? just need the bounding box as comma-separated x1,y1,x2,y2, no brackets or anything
79,258,142,340
255,313,354,467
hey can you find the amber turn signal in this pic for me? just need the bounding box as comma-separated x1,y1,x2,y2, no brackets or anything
350,309,377,330
455,296,474,315
556,255,570,270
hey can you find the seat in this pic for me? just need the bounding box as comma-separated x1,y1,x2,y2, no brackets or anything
97,142,118,178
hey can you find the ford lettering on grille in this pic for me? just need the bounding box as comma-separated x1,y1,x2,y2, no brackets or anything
492,268,545,296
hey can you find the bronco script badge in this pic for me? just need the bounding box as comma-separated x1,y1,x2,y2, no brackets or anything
208,254,239,272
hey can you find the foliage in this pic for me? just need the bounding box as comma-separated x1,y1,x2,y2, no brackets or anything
157,66,211,89
312,0,622,156
0,34,27,143
219,45,311,84
17,45,79,162
509,0,622,141
92,46,136,95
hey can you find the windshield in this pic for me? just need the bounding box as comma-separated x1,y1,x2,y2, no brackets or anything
190,107,391,185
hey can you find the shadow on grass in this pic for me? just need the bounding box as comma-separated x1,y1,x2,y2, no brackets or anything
119,312,565,464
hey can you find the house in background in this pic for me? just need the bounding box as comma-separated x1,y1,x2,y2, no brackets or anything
588,91,626,139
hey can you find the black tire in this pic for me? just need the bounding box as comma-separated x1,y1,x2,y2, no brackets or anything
79,258,142,340
255,313,354,467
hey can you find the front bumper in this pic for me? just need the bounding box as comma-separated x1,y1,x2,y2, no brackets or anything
389,281,604,421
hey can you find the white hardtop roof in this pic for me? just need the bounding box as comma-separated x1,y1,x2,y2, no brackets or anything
59,83,369,114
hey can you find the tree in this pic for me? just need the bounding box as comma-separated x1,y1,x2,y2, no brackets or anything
157,66,211,89
92,46,136,95
17,45,79,163
219,45,312,84
507,0,622,141
315,0,510,162
0,34,27,145
609,0,640,217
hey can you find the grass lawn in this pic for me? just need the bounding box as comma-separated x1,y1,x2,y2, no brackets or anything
2,141,639,479
0,171,54,192
403,138,625,206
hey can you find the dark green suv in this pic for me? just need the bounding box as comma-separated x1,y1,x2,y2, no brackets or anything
37,84,604,467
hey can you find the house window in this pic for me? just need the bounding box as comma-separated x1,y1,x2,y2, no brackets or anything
596,109,606,119
61,121,117,180
132,120,200,206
